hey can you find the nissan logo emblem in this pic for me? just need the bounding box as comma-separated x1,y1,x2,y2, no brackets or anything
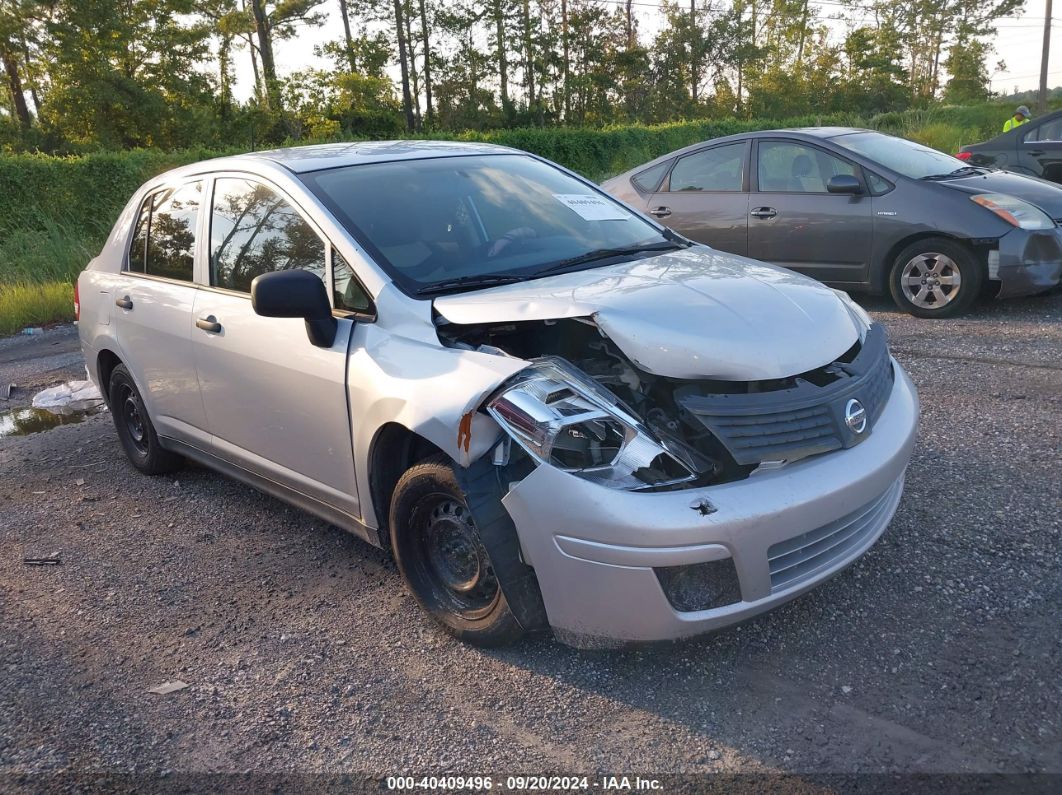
845,399,867,434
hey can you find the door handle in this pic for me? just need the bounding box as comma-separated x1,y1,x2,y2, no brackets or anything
750,207,777,219
196,315,222,333
1028,150,1045,156
115,296,133,310
649,206,672,218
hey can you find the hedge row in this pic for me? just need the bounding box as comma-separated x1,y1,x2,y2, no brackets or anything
0,103,1011,282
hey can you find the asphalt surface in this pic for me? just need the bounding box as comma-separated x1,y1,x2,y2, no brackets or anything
0,292,1060,783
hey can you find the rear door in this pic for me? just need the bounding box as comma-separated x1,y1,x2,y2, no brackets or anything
748,138,874,287
645,141,750,255
1018,116,1062,182
112,180,209,446
191,175,363,520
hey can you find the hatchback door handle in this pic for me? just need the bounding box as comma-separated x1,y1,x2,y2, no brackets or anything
750,207,777,219
115,296,133,310
196,315,222,333
650,206,672,218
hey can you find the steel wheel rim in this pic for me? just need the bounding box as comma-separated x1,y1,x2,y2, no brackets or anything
120,386,148,454
415,495,499,618
901,252,962,310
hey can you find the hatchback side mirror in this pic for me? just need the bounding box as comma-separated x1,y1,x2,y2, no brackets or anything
827,174,864,195
251,270,337,348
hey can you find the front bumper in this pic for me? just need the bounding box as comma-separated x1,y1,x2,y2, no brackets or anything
501,362,919,647
994,227,1062,299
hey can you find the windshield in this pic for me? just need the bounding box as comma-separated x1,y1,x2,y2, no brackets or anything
299,154,673,295
831,132,971,179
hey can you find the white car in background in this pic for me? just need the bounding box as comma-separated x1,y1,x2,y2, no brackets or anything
76,141,918,647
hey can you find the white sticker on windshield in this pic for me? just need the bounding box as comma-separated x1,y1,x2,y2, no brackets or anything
553,194,632,221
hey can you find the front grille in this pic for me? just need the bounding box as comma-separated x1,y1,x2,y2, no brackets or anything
767,479,902,592
678,325,894,466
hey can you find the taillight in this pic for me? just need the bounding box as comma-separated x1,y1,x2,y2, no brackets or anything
955,151,972,161
73,281,80,321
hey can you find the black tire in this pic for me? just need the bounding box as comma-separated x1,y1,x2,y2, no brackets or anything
389,455,525,646
108,364,182,475
888,237,983,318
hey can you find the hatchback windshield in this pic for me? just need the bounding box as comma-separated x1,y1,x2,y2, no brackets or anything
832,132,971,179
299,154,676,295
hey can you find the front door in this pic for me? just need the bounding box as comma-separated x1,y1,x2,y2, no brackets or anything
1019,117,1062,183
748,139,874,287
191,176,360,519
646,141,750,256
112,180,209,446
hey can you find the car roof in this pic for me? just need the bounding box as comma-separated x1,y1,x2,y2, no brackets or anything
181,140,523,177
612,127,879,179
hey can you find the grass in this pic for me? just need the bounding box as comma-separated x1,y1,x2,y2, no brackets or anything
0,281,74,337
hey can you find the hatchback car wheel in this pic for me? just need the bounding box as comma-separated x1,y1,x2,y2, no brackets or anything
889,237,983,318
108,364,183,475
389,456,524,646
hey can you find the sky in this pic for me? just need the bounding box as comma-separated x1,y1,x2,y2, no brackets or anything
231,0,1058,106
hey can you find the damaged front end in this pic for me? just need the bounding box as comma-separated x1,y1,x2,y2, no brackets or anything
439,313,893,491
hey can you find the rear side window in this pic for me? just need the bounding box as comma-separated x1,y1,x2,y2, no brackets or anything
631,160,672,193
127,182,201,282
210,178,326,293
669,144,745,192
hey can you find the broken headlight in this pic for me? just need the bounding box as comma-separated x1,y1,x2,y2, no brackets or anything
486,358,697,491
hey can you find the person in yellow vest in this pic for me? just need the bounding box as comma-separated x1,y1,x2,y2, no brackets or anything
1003,105,1031,132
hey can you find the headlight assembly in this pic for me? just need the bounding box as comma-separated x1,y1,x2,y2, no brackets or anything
971,194,1054,230
486,358,697,491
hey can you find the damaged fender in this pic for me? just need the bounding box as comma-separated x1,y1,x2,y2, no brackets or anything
348,285,531,530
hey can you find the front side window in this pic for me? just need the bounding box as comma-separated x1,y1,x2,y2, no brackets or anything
333,250,372,313
127,182,201,282
299,154,674,296
210,178,326,293
669,144,745,192
1027,118,1062,142
758,142,857,193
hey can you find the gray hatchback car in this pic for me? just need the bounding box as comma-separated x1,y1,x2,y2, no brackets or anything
603,128,1062,317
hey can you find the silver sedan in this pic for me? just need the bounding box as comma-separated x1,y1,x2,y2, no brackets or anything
77,141,918,647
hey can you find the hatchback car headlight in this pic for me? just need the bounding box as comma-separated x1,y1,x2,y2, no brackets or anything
486,358,697,491
971,194,1054,230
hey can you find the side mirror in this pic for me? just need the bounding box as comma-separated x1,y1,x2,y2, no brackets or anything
827,174,864,195
251,270,338,348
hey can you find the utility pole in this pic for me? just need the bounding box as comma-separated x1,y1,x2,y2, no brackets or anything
1040,0,1053,113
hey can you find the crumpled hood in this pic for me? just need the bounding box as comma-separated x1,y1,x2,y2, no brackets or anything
942,170,1062,218
434,247,861,380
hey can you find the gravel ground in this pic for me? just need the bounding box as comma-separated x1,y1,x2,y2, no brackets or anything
0,292,1059,784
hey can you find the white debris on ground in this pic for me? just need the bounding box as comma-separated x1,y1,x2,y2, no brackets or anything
32,380,104,414
147,681,189,695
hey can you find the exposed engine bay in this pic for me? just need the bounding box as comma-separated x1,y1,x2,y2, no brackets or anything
437,315,889,491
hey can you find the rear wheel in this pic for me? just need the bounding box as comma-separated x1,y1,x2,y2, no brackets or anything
390,456,524,646
108,364,182,475
889,238,983,318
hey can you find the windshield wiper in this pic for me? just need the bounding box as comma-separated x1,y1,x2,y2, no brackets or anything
413,273,525,297
534,241,684,277
921,166,985,181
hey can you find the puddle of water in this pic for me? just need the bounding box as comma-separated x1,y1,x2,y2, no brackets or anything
0,405,104,438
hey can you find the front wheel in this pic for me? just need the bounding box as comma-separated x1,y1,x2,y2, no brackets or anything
389,456,525,646
888,238,983,318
